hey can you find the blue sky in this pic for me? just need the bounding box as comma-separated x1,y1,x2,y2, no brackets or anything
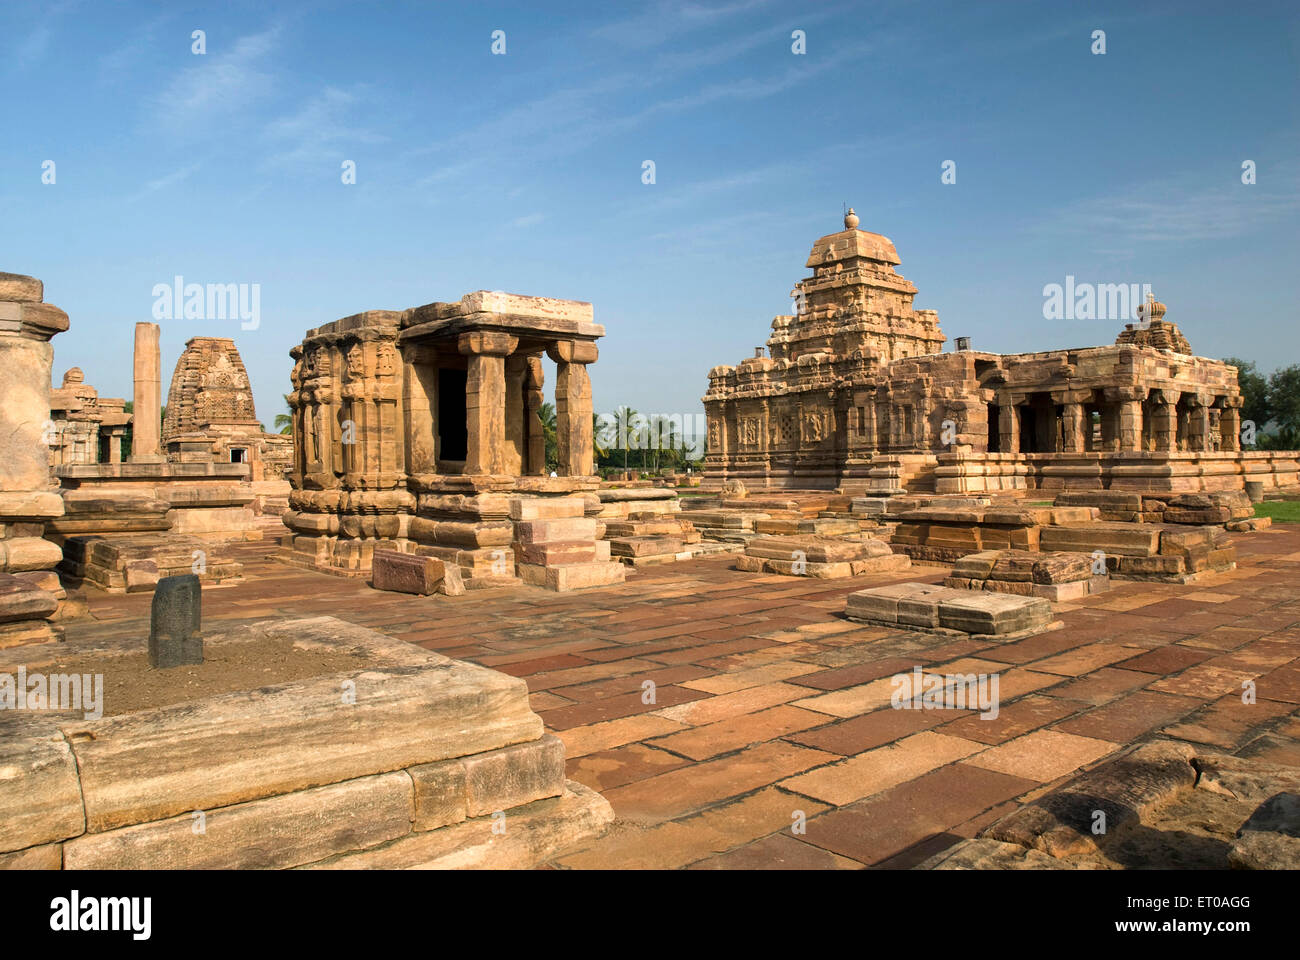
3,0,1297,436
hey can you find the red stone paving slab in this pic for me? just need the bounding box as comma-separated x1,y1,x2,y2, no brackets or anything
600,740,836,825
1053,689,1202,742
1116,645,1216,675
796,763,1039,865
938,694,1084,745
1039,667,1154,705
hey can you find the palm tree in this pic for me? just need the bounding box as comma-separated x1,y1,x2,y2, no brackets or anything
613,406,639,471
274,394,293,435
538,402,558,473
592,413,610,462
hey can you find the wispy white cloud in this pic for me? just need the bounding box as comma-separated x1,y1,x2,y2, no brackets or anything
511,213,545,228
152,26,280,131
589,0,777,49
1039,162,1300,255
123,163,201,203
262,86,386,170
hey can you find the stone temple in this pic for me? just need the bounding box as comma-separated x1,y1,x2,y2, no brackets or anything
703,210,1295,495
282,291,628,591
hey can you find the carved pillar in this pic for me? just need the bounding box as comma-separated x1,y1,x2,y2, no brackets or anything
108,433,122,464
1117,400,1143,451
459,331,517,475
1187,396,1212,452
525,355,546,475
130,321,164,463
547,340,597,477
401,344,438,474
503,354,529,476
1150,392,1178,453
997,399,1020,454
1060,403,1085,452
1220,401,1241,452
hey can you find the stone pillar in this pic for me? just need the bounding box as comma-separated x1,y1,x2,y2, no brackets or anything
1187,397,1212,452
1220,402,1241,452
1150,391,1178,452
997,401,1020,455
547,340,598,477
1060,403,1085,452
130,321,164,462
503,354,529,476
459,331,517,475
525,355,546,475
401,345,438,474
108,432,123,464
1117,401,1143,451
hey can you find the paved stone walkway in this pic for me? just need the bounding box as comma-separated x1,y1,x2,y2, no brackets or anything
67,520,1300,869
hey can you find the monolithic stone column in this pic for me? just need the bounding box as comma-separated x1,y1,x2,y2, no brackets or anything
1117,401,1143,452
459,331,517,475
503,354,529,476
1220,401,1241,452
108,432,123,464
401,345,439,474
997,401,1020,455
1150,391,1178,452
1060,403,1086,452
130,321,164,462
525,355,546,475
1187,396,1212,452
547,340,598,477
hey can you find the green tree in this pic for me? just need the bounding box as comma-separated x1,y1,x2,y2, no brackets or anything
592,413,610,462
1223,357,1270,431
613,406,639,471
1266,363,1300,450
274,394,294,435
538,401,558,473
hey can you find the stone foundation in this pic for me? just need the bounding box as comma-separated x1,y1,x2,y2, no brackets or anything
942,549,1110,602
737,535,910,578
0,616,612,869
845,582,1058,640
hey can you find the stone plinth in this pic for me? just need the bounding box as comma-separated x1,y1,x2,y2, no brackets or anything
737,535,910,578
54,462,259,542
0,616,612,869
942,549,1109,602
846,582,1057,640
513,495,624,592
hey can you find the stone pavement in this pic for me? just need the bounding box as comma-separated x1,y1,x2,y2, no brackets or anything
66,518,1300,869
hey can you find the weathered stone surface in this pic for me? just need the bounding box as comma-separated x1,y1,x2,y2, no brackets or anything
508,496,585,521
983,741,1196,857
0,716,85,853
1228,793,1300,870
60,616,543,832
917,838,1099,870
307,782,613,869
0,574,58,623
373,550,453,596
938,592,1052,635
0,843,62,869
63,772,414,870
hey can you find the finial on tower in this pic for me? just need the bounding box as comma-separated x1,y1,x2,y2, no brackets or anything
844,207,859,230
